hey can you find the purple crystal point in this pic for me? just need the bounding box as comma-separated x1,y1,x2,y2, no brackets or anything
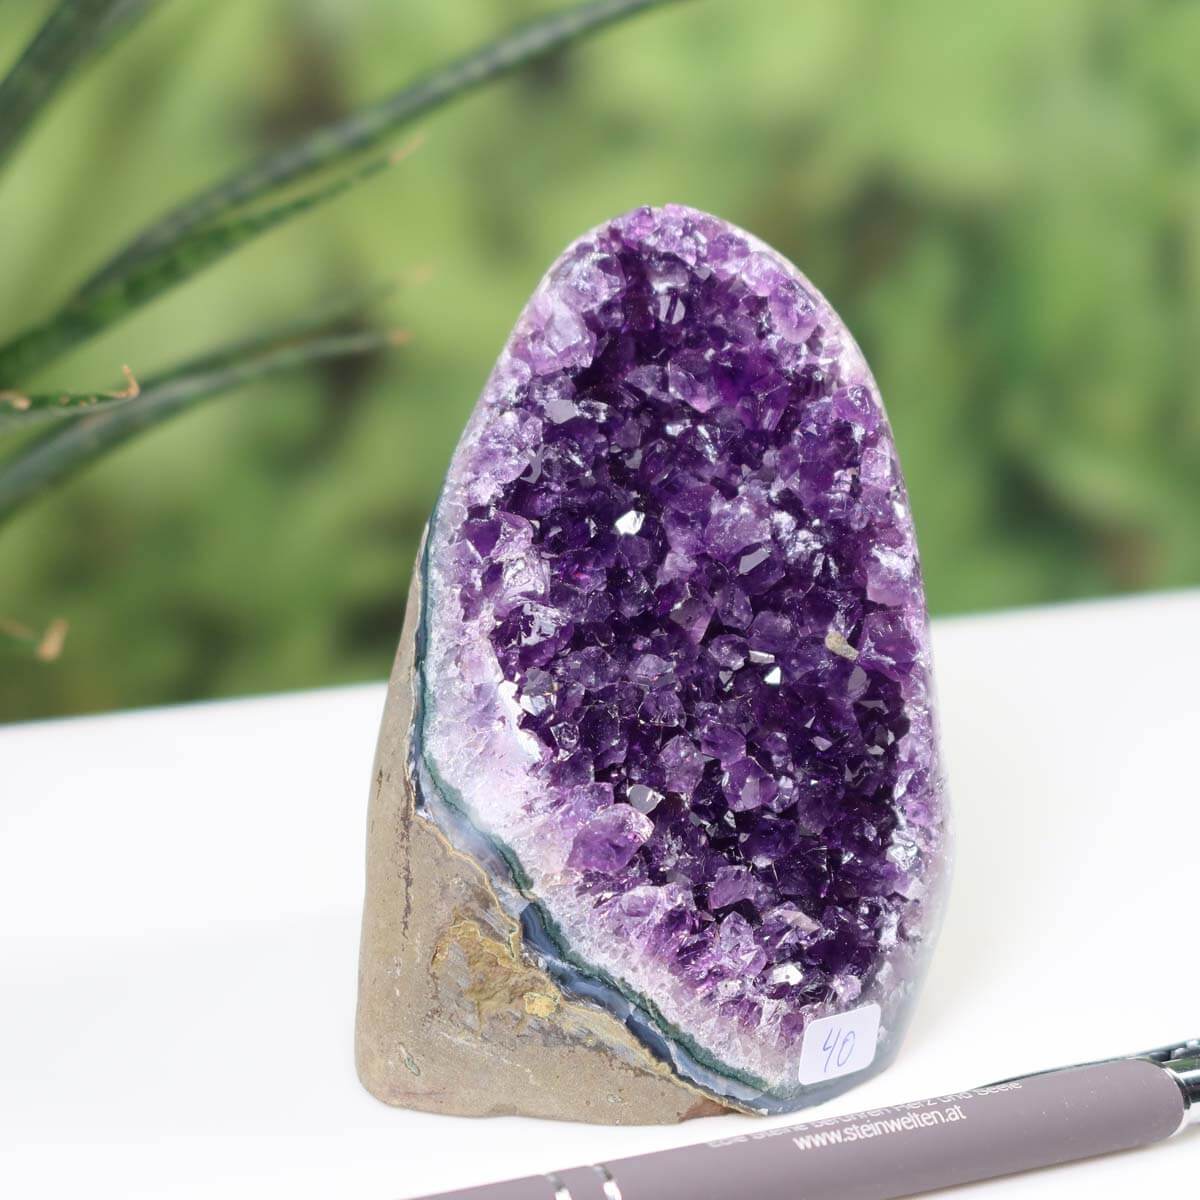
414,205,948,1112
568,803,655,874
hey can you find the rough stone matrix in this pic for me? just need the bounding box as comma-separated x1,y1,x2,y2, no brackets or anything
361,204,949,1117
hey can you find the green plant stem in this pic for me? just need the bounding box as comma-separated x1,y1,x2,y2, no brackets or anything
0,327,400,523
0,151,400,383
0,281,399,434
80,0,689,291
0,0,161,175
0,366,140,433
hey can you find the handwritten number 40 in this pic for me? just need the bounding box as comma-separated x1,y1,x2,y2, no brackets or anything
822,1025,856,1074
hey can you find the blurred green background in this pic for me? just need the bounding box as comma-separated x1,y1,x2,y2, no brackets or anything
2,0,1198,722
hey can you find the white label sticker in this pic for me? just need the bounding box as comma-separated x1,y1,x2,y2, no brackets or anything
797,1002,881,1085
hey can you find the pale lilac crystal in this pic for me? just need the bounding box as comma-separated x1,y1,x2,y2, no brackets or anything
568,803,655,874
660,734,705,795
723,757,778,813
415,205,948,1109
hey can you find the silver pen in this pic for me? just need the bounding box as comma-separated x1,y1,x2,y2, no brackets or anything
407,1038,1198,1200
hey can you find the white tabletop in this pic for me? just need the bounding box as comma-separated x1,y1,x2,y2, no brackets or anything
2,591,1197,1199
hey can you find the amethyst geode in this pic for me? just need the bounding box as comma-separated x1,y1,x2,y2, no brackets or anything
377,205,947,1116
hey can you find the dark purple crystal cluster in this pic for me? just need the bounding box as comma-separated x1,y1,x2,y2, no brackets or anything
417,205,946,1104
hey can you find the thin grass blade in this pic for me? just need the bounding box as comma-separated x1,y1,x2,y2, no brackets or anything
0,148,405,383
0,326,401,524
0,0,161,175
81,0,689,290
0,277,397,434
0,366,140,433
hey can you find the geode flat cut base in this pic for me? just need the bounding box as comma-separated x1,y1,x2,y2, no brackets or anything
357,205,948,1119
